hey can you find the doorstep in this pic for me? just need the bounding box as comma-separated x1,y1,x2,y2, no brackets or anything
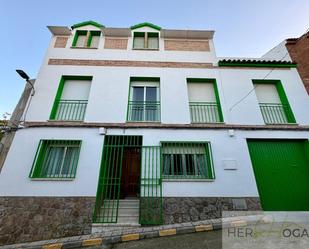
0,216,265,249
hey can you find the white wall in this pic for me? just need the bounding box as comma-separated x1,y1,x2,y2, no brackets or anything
26,65,309,126
261,41,291,61
1,127,309,197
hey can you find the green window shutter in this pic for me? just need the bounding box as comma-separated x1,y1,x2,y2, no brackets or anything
29,140,82,179
276,82,296,123
161,142,215,180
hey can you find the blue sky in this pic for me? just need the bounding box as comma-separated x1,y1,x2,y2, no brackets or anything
0,0,308,116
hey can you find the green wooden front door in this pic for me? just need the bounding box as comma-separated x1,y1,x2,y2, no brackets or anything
247,139,309,211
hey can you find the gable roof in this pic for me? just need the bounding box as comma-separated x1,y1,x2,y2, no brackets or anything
130,22,161,31
71,20,105,29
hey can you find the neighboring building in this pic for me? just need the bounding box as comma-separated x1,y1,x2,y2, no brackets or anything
263,31,309,93
1,20,309,245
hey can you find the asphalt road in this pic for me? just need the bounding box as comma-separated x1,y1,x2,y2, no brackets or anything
83,230,222,249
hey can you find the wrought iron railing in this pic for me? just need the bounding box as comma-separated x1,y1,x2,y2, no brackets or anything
259,103,293,124
127,101,160,122
54,100,88,121
189,102,222,123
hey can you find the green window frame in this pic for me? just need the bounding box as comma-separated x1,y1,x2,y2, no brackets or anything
187,78,224,123
126,77,161,122
253,79,296,124
50,75,92,121
161,142,215,180
133,32,159,50
72,30,101,48
29,140,82,179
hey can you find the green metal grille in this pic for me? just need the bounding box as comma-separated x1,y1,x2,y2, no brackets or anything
29,140,82,179
140,146,163,225
161,142,215,180
189,102,222,123
259,103,295,124
127,101,160,122
93,136,142,223
54,100,88,121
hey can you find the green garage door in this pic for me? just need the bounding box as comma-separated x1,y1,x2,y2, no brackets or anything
247,139,309,211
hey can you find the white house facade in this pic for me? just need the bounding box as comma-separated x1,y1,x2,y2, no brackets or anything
1,21,309,245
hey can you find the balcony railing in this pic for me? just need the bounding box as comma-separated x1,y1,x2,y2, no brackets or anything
127,101,160,122
189,102,222,123
259,103,293,124
54,100,88,121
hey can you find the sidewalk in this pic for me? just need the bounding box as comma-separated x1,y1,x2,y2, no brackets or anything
0,216,253,249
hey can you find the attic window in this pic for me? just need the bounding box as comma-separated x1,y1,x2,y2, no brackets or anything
133,32,159,50
72,30,101,48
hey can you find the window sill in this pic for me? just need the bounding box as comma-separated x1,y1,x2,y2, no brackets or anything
48,120,85,122
264,123,298,126
132,48,159,51
126,121,161,123
70,46,98,49
30,178,75,181
163,178,215,182
191,122,225,124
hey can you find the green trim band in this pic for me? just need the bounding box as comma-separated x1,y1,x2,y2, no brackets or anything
71,20,104,29
218,60,297,68
131,22,161,31
130,77,160,82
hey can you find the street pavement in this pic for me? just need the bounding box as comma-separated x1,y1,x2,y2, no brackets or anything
81,230,221,249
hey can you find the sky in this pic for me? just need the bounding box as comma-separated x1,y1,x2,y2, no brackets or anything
0,0,308,116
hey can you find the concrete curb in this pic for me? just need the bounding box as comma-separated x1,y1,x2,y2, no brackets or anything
1,216,260,249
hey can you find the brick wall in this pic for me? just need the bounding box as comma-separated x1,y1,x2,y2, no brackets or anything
286,33,309,94
164,39,210,51
104,37,128,50
54,36,69,48
48,59,213,68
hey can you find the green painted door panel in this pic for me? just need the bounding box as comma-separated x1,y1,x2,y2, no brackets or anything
247,140,309,211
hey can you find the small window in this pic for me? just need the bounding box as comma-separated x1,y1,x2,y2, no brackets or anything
72,30,101,48
133,32,145,49
29,140,82,179
133,32,159,50
162,142,215,180
73,30,87,47
148,33,159,49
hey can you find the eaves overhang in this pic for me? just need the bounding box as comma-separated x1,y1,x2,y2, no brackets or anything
47,26,71,36
218,59,297,68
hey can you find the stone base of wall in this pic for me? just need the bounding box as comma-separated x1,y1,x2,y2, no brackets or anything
163,197,261,224
0,197,95,246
